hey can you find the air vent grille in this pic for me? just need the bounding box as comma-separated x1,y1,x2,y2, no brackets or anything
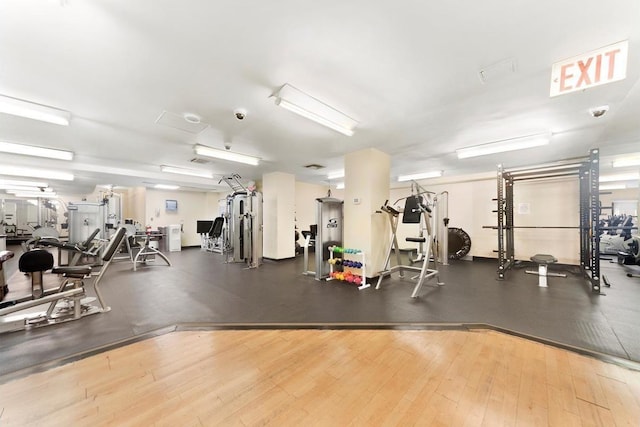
190,157,210,164
304,164,325,170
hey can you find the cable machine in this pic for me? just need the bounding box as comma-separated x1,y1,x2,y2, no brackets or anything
489,148,602,293
220,174,263,269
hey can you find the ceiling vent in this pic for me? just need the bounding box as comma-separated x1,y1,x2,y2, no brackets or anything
190,157,210,164
155,110,209,134
478,58,517,84
304,164,325,170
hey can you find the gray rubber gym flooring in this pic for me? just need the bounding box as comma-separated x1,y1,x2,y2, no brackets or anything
1,245,640,381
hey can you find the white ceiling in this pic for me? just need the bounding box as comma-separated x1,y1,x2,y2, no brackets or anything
0,0,639,196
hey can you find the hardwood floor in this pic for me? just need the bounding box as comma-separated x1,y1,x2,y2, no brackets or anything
1,329,639,426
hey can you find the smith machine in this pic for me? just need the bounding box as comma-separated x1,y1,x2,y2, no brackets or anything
486,148,608,293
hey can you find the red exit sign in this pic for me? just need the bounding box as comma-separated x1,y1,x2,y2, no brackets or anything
550,40,628,97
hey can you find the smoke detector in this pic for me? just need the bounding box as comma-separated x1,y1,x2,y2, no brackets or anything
183,112,202,124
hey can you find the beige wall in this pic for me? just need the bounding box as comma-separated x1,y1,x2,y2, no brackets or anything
263,172,296,259
294,181,334,238
599,188,639,216
390,175,582,264
144,189,215,247
52,169,599,260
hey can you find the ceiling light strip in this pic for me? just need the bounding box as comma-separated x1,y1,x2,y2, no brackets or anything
0,141,73,160
0,166,74,181
160,165,214,179
0,94,71,126
613,157,640,168
599,172,639,182
194,145,260,166
456,133,550,159
398,171,443,182
274,84,357,136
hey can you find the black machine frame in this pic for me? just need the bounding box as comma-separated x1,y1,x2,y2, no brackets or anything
492,148,602,293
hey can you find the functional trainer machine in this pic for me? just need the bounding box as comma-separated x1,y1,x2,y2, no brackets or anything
302,196,343,280
220,174,263,269
0,227,127,333
376,182,446,298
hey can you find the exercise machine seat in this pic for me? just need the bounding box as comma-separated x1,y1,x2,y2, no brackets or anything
527,253,565,287
530,254,557,265
19,250,54,273
19,249,54,299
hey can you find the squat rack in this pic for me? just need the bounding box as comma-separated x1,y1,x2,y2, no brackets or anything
491,148,601,293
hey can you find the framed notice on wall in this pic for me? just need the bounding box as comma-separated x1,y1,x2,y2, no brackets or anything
165,199,178,212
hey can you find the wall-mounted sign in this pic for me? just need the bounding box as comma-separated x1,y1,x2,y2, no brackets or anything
550,40,628,97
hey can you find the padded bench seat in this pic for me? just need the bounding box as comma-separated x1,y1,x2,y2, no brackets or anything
526,253,566,287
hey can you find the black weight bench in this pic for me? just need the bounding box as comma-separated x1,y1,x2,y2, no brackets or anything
0,227,127,333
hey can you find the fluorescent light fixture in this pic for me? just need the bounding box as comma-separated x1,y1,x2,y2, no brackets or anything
160,165,213,179
613,156,640,168
9,191,57,198
0,179,48,187
0,94,71,126
456,133,550,159
273,84,358,136
154,184,180,190
599,172,639,182
336,182,345,189
327,170,345,180
0,185,52,192
398,170,443,182
0,141,73,160
0,165,74,181
194,145,260,166
599,184,626,191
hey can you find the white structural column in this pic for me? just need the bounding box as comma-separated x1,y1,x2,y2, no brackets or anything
262,172,296,259
344,148,390,277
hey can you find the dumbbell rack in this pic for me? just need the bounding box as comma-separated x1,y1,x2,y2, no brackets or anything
328,247,369,290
